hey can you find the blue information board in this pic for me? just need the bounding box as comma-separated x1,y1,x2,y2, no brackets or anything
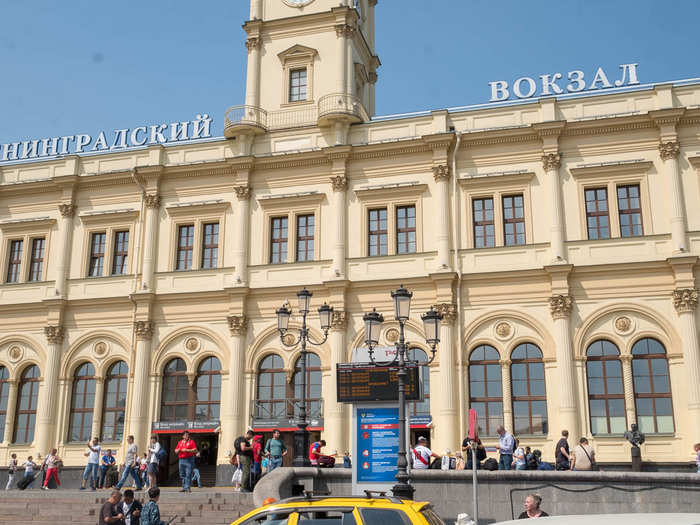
356,407,399,483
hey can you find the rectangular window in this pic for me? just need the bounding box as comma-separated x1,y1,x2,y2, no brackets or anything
473,198,495,248
396,205,417,254
176,225,195,271
585,188,610,240
270,217,288,264
201,222,219,269
617,184,643,237
368,208,388,257
6,240,23,283
111,231,129,275
88,232,106,277
296,214,315,262
503,194,525,246
289,68,307,102
28,238,45,282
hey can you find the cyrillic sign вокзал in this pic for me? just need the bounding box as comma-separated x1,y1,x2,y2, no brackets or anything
489,63,640,102
0,113,213,163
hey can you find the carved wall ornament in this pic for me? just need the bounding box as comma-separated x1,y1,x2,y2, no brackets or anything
432,164,450,182
282,333,297,346
548,295,573,319
659,140,680,161
185,337,200,353
245,37,261,51
134,320,154,340
144,194,161,209
541,153,562,171
335,24,356,38
227,315,248,336
58,203,76,218
44,325,64,344
672,287,698,313
186,372,197,386
495,322,512,340
434,303,457,324
385,328,400,343
234,185,251,200
8,345,23,363
331,310,348,331
330,175,348,191
614,316,632,334
93,341,108,357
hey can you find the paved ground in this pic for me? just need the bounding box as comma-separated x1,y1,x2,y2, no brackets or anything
0,487,255,525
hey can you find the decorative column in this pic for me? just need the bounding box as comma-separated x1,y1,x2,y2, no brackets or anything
345,25,355,95
672,288,700,439
330,175,348,278
129,321,154,451
141,194,160,291
227,315,248,436
549,294,579,439
542,153,566,262
244,36,262,109
55,204,75,297
620,355,637,428
324,311,348,454
659,141,687,253
91,377,105,440
2,380,18,443
500,359,513,432
233,186,251,285
36,326,64,454
433,165,452,270
334,24,349,94
435,303,458,452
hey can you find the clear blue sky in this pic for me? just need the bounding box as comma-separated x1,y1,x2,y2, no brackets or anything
1,0,699,144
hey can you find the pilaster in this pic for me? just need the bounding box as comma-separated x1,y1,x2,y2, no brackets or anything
672,287,700,440
130,320,154,451
36,325,64,454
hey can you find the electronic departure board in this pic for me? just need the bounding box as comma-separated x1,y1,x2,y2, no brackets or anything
336,363,421,402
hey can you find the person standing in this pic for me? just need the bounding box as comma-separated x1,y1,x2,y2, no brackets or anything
695,443,700,474
191,452,202,488
411,436,438,469
147,437,161,489
100,450,116,489
495,426,515,470
121,488,143,525
141,487,168,525
570,437,596,471
264,429,287,472
343,451,351,469
174,430,197,493
42,449,61,490
116,435,143,491
234,430,254,493
251,435,263,487
22,456,37,489
6,453,17,490
555,430,571,471
461,437,486,470
99,489,125,524
518,494,549,519
81,437,101,491
512,439,527,470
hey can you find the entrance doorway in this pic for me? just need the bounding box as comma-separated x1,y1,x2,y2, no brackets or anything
410,429,431,449
155,432,219,487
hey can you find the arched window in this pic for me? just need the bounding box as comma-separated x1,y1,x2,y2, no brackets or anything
68,362,96,442
102,361,128,442
586,340,625,435
256,354,286,419
293,353,322,418
632,338,674,434
0,366,9,441
195,357,221,421
408,348,430,416
14,365,40,444
511,343,547,435
469,345,502,436
161,358,189,422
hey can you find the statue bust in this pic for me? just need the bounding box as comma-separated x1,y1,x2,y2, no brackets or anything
624,423,645,448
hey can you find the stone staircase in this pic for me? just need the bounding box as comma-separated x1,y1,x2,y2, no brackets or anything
0,488,255,525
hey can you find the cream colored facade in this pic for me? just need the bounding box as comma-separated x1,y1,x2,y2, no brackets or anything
1,0,700,470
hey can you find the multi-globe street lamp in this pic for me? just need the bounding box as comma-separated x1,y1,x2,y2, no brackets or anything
362,285,442,500
276,288,333,467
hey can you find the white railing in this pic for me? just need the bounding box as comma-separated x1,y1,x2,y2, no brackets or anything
318,93,369,123
224,105,268,133
268,106,318,130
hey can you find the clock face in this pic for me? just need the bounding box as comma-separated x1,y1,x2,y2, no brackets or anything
282,0,315,7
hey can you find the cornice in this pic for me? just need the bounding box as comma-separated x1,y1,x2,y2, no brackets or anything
255,155,329,171
354,182,428,200
458,171,535,189
569,160,653,179
562,116,655,137
165,200,230,217
257,190,325,209
323,145,353,161
532,121,566,137
0,216,56,233
351,140,431,160
79,209,139,224
460,127,540,147
421,132,455,151
688,156,700,169
649,108,686,126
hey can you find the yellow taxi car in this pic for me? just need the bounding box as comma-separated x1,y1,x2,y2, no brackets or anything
231,492,446,525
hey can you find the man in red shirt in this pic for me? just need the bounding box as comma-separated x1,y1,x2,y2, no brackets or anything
251,435,263,487
309,440,334,467
174,431,197,493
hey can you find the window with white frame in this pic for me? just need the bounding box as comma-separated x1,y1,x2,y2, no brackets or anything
0,218,54,285
166,201,229,272
80,211,137,278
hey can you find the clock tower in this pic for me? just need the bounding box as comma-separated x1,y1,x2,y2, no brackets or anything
225,0,379,146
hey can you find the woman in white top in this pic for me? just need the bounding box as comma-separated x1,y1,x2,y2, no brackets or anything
147,436,162,489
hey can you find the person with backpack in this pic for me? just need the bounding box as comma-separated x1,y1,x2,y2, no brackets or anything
6,453,17,490
411,436,438,469
148,436,163,489
263,429,287,472
234,430,254,493
570,437,596,471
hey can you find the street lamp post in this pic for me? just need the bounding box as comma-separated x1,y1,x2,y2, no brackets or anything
362,285,442,500
277,288,333,467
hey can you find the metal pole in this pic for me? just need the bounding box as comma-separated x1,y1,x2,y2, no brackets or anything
293,310,311,467
471,445,478,523
392,320,415,500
